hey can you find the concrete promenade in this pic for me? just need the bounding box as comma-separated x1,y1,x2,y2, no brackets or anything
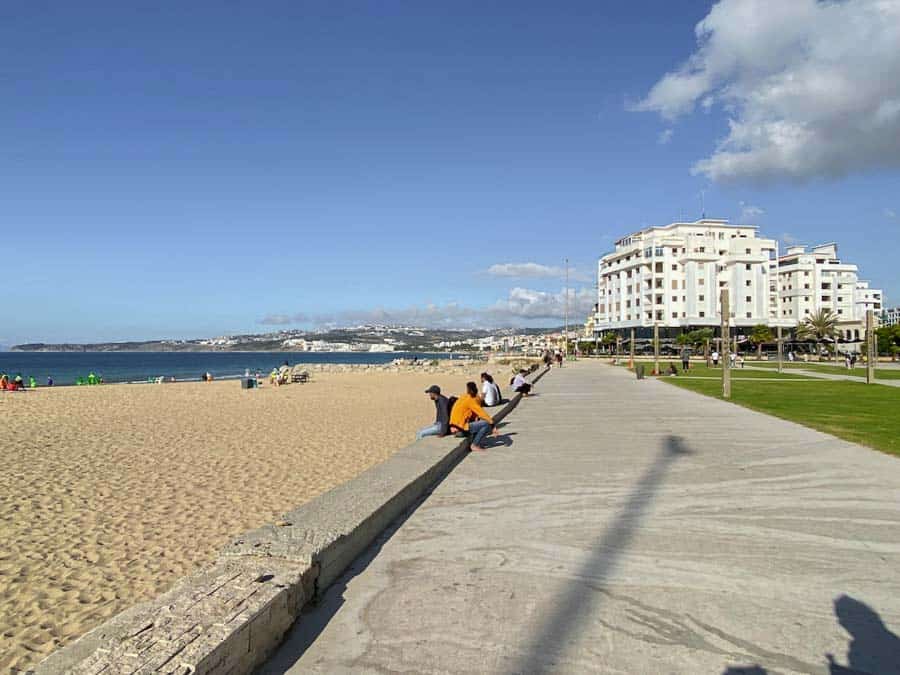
263,361,900,674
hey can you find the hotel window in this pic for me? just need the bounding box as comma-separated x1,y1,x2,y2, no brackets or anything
671,280,678,290
838,309,843,314
626,300,631,308
746,312,752,318
699,294,705,302
655,262,663,273
672,296,678,302
805,271,810,276
746,296,752,302
698,246,706,253
745,248,751,254
655,278,663,288
837,297,843,302
655,295,663,305
699,311,705,317
745,280,752,286
745,264,751,271
656,311,664,320
655,247,664,257
672,312,678,319
698,278,705,286
672,264,678,271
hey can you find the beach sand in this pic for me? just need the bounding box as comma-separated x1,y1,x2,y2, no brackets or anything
0,364,493,672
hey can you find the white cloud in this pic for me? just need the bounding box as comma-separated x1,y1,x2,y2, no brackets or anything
885,208,898,219
259,286,596,329
486,262,591,283
781,232,801,245
658,128,674,145
739,201,765,221
487,262,566,278
634,0,900,183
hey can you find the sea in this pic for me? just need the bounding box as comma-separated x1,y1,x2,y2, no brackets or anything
0,351,466,386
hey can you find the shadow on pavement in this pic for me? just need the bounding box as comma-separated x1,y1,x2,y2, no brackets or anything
722,596,899,675
512,434,693,674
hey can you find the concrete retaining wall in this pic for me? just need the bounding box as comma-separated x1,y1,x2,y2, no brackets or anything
36,367,548,674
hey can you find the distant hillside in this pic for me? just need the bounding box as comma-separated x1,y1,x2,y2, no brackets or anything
10,325,556,353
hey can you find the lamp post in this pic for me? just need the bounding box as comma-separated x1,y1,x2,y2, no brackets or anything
721,288,731,398
653,322,660,375
564,257,569,361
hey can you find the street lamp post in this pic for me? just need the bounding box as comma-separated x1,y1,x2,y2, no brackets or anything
721,288,731,399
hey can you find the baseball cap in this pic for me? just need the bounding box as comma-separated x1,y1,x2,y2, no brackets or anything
424,385,441,395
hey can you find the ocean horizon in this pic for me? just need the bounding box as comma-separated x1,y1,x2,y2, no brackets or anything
0,351,469,386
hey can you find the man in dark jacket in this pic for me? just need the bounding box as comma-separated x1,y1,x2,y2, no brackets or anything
416,385,450,440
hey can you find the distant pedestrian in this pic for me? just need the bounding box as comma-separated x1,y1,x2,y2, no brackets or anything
729,352,737,368
47,376,53,387
555,351,563,368
680,348,690,372
711,350,720,366
738,354,745,368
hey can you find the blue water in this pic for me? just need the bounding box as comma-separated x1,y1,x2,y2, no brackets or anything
0,351,462,385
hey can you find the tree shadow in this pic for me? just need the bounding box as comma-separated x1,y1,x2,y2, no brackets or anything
511,435,693,674
722,595,900,675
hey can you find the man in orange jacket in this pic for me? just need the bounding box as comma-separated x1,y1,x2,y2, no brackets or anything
450,381,498,451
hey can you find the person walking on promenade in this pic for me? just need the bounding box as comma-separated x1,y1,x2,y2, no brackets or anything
416,385,450,440
555,350,563,368
711,350,720,366
450,382,497,452
681,347,690,372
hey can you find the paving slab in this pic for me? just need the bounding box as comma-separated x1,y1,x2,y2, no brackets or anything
262,360,900,675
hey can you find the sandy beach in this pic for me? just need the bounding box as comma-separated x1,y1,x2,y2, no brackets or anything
0,363,494,672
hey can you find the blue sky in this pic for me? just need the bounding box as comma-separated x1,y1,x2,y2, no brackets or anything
3,0,899,344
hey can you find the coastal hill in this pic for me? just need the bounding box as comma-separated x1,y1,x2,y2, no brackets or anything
11,325,564,353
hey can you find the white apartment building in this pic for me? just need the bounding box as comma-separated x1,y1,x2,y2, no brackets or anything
882,307,900,327
776,243,882,341
593,221,883,348
594,219,783,333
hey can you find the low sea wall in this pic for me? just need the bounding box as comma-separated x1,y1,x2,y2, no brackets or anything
36,366,549,674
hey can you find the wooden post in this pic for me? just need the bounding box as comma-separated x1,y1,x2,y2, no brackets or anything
705,338,710,368
866,310,875,384
653,323,660,375
629,328,635,368
776,325,783,374
721,289,731,398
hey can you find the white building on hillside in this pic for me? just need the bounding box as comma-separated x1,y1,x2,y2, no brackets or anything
882,307,900,327
594,219,784,334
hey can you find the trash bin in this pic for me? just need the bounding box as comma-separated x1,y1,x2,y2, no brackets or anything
636,365,645,380
240,377,254,389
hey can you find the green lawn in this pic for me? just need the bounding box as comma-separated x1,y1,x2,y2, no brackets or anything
618,361,814,380
662,375,900,457
747,360,900,380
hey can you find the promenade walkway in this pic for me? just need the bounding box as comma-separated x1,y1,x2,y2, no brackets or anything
263,360,900,674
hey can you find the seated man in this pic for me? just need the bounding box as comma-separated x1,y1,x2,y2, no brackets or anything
511,369,532,395
417,385,450,440
450,381,497,452
480,372,501,407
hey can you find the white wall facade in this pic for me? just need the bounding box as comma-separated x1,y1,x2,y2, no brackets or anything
594,219,779,332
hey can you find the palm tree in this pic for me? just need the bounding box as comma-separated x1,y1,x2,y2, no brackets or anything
749,324,773,360
601,332,618,355
797,309,838,360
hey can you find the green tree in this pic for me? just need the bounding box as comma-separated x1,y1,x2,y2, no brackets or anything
876,325,900,359
601,332,618,354
797,309,837,360
749,324,774,360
